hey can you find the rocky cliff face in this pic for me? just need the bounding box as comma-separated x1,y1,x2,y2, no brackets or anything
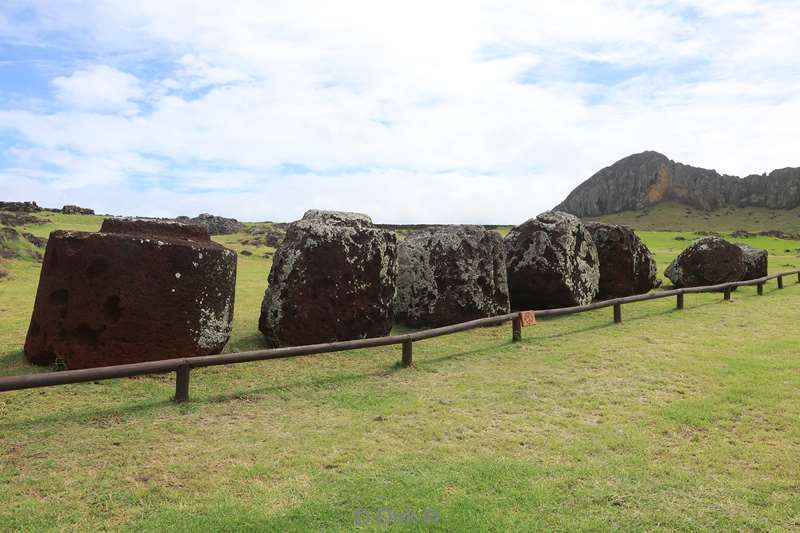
556,151,800,217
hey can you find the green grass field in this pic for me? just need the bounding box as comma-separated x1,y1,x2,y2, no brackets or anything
2,211,800,531
593,201,800,233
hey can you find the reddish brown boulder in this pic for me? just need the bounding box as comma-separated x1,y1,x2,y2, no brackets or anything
24,218,237,369
259,210,397,347
585,222,658,298
664,237,745,288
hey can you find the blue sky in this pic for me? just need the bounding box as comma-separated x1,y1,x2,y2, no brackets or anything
1,0,799,223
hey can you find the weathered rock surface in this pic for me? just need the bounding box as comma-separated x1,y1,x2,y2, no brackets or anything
62,205,95,215
178,213,244,235
585,222,659,298
504,211,599,310
736,243,768,280
556,151,800,216
0,201,41,212
24,218,237,369
664,237,745,288
394,226,509,327
259,210,397,347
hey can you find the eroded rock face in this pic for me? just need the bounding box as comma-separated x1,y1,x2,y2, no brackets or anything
24,218,237,369
736,243,768,280
585,222,658,298
394,226,509,327
0,201,41,212
664,237,745,288
556,151,800,216
259,210,397,347
504,211,599,310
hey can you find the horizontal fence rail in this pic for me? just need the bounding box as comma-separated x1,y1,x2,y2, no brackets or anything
1,269,798,402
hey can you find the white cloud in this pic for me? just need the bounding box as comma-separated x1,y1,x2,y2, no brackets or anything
52,65,142,113
0,0,799,222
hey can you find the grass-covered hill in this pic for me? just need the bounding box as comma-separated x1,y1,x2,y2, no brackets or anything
588,201,800,233
2,211,800,530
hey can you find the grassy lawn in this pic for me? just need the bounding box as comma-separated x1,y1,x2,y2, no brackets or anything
1,213,800,531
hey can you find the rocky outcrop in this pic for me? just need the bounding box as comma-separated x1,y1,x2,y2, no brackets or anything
177,213,244,235
664,237,745,288
239,225,286,247
0,201,41,212
22,232,47,248
556,151,800,217
504,211,599,310
259,210,397,347
585,222,658,298
736,243,768,280
62,205,95,215
0,211,47,226
24,218,237,369
394,226,509,327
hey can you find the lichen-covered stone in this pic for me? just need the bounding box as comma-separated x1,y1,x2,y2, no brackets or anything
665,237,745,288
585,222,658,298
177,213,244,235
504,211,599,310
735,242,768,280
259,210,397,347
24,218,237,369
394,225,509,327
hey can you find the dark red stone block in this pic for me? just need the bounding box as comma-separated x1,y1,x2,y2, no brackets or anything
24,219,237,369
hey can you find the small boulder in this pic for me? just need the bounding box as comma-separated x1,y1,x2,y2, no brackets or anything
62,205,95,215
585,222,658,298
504,211,599,309
665,237,745,288
24,218,237,369
735,243,768,280
259,210,397,347
394,226,510,327
0,227,20,259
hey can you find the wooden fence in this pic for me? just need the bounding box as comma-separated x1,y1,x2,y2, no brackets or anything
1,270,798,402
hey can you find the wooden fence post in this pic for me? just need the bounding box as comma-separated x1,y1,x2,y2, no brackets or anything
723,287,732,301
797,272,800,283
676,293,684,309
512,316,522,342
613,303,622,323
401,340,413,367
778,276,784,289
757,283,763,295
174,364,190,403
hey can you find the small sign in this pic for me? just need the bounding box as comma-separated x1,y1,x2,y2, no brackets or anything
519,310,536,327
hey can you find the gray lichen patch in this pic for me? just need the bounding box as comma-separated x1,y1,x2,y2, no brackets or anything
505,211,599,310
395,225,509,327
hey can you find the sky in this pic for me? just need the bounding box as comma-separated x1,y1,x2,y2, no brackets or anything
0,1,799,224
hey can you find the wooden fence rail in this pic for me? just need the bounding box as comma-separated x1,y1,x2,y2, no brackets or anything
1,269,798,402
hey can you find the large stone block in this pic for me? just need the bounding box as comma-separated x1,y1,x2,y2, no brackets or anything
24,218,237,369
585,222,659,298
394,225,509,327
504,211,599,310
665,236,745,288
259,210,397,347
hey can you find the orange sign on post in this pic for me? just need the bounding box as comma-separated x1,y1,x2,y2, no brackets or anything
519,310,536,327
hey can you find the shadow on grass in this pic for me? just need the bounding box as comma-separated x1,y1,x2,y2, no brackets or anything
1,285,793,427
